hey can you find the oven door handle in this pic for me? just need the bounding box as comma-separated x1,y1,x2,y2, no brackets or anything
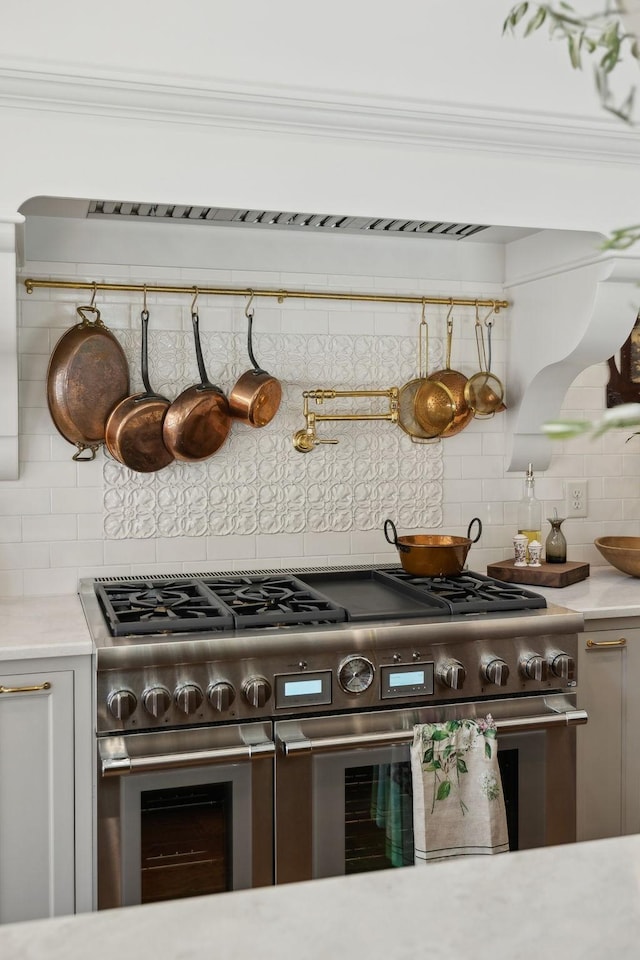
277,709,588,756
99,738,275,777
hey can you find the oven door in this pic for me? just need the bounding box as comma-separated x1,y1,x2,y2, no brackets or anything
274,694,587,883
97,721,274,908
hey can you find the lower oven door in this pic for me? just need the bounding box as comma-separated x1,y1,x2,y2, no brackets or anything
97,721,274,909
274,694,587,884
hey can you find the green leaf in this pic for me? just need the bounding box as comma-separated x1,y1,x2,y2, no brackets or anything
436,780,451,801
457,758,468,774
423,747,434,764
484,727,497,739
524,6,547,35
422,762,439,772
431,729,449,741
485,741,493,759
541,420,592,439
568,33,582,69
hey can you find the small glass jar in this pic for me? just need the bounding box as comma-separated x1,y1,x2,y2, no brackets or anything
545,517,567,564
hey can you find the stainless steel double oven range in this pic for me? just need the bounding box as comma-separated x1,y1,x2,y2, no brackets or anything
79,564,586,909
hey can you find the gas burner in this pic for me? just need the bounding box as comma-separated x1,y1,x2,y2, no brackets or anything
95,579,235,637
378,568,547,614
202,575,348,628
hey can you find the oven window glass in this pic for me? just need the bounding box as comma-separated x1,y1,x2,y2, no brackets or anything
140,783,232,903
345,763,414,873
318,744,523,879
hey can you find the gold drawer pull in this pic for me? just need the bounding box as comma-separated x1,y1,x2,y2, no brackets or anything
586,638,627,649
0,681,51,694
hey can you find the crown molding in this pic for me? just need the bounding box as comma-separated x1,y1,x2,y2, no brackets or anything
1,65,639,164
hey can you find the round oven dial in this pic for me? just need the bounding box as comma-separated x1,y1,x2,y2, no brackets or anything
338,656,375,694
482,658,509,687
520,655,548,682
549,653,576,682
142,685,171,718
243,677,272,708
437,659,466,690
174,682,204,715
207,681,236,712
107,688,137,721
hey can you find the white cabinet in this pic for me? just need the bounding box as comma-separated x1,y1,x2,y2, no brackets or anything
0,656,93,924
577,624,640,842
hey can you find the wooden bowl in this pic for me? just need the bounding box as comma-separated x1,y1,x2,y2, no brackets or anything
594,537,640,577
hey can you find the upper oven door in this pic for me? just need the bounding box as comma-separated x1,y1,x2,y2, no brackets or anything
97,721,274,909
274,694,587,884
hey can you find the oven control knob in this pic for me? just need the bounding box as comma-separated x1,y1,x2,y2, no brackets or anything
482,658,510,687
338,656,375,695
549,653,576,682
174,683,204,715
107,688,137,721
437,659,466,690
142,685,172,718
207,681,236,712
520,655,548,682
243,677,272,709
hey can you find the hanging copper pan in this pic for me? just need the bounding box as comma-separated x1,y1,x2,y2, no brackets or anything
104,309,174,473
464,310,506,418
228,295,282,427
162,305,231,461
418,306,473,438
47,303,130,461
397,310,455,442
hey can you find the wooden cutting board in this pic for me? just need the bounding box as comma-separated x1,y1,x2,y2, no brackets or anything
486,558,590,588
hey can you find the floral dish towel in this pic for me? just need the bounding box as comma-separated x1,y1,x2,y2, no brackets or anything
411,715,509,864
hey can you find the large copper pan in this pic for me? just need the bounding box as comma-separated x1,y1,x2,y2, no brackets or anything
228,299,281,427
384,517,482,577
162,309,231,461
47,305,130,461
104,309,174,473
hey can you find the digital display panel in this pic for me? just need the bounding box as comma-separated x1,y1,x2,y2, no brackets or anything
284,678,323,697
388,670,425,687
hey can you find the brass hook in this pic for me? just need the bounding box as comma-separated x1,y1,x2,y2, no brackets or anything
420,298,427,325
445,298,454,332
245,290,255,319
474,300,482,326
483,304,496,328
143,284,148,313
89,282,97,308
191,286,199,316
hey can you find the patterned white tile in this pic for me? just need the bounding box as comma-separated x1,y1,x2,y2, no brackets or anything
102,330,445,539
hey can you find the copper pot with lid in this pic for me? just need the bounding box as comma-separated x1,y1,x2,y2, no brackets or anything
228,294,282,428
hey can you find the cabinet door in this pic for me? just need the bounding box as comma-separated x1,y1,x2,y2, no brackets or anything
576,632,626,842
0,669,75,922
622,628,640,837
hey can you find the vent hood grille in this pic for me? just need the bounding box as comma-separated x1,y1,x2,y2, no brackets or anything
86,201,489,240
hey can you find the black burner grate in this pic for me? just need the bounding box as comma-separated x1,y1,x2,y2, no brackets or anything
377,568,547,614
95,580,235,637
201,575,348,628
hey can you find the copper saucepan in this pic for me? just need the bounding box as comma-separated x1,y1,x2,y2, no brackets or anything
228,296,282,427
384,517,482,577
47,303,130,461
162,306,231,461
104,309,174,473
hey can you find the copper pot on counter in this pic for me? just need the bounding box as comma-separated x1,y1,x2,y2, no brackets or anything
384,517,482,577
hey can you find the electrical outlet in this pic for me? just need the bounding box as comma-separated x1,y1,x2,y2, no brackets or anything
565,480,588,518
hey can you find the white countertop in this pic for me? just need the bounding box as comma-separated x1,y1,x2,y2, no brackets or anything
0,595,92,661
520,565,640,620
2,834,639,959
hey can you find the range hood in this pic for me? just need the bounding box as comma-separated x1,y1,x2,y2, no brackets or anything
18,197,536,244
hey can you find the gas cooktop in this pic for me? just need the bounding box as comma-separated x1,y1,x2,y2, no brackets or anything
89,566,547,638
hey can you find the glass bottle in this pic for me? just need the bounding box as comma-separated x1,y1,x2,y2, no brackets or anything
545,516,567,564
517,462,542,560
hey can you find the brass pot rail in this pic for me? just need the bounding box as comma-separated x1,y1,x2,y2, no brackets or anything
293,388,399,453
24,278,509,311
